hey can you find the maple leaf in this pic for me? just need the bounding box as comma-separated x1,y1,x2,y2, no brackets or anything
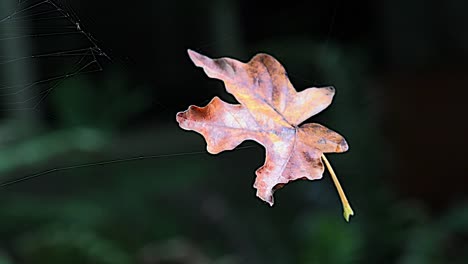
177,50,354,221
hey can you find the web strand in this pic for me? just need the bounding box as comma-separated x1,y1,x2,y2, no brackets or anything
0,145,256,188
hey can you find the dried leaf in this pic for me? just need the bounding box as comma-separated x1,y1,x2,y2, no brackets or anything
177,50,349,206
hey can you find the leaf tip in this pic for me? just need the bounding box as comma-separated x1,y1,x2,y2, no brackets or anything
256,187,275,207
267,198,274,207
187,49,203,65
186,48,196,56
175,111,186,126
339,138,349,152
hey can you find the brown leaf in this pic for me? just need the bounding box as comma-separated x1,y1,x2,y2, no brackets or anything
176,50,348,206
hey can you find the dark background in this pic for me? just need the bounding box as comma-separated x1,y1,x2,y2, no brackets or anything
0,0,467,263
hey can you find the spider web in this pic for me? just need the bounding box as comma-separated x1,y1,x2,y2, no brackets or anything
0,0,106,112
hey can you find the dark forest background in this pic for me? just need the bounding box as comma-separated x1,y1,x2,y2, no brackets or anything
0,0,467,263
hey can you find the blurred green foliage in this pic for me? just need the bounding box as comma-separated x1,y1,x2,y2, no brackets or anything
51,70,151,130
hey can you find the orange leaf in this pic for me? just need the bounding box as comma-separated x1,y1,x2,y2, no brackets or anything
177,50,349,206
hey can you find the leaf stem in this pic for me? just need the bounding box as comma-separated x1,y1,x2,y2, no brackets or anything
321,154,354,222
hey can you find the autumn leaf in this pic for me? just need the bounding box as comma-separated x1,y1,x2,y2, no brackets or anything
177,50,353,221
